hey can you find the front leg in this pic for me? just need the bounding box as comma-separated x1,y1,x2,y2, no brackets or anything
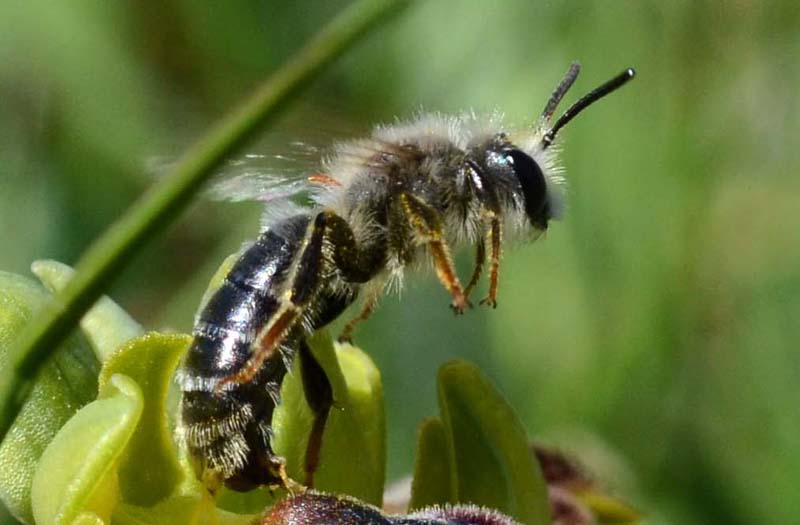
463,237,486,303
398,193,469,314
480,215,502,308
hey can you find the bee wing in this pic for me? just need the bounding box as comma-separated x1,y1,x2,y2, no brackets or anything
147,141,323,204
207,154,315,203
206,138,326,203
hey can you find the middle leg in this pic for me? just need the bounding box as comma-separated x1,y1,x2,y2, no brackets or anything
398,193,469,313
338,288,380,343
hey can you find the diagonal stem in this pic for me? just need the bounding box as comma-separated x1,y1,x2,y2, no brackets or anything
0,0,409,444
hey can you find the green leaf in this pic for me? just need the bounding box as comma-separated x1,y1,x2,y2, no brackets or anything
437,360,551,525
272,331,385,506
31,374,143,525
97,332,192,506
31,260,143,364
410,417,454,510
0,272,99,524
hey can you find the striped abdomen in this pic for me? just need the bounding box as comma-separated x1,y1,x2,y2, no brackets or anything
179,215,311,490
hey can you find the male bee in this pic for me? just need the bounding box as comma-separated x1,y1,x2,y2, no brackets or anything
178,63,635,492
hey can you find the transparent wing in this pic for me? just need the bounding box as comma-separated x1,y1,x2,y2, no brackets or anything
208,144,321,203
146,140,324,204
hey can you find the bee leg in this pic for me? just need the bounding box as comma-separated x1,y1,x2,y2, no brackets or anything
338,290,380,343
322,210,386,283
479,216,502,308
315,210,386,342
398,193,469,314
463,237,486,302
298,339,333,488
273,457,305,495
216,213,329,391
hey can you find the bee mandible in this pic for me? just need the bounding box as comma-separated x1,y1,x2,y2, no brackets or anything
178,63,635,492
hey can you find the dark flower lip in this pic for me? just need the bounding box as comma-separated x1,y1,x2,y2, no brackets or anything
407,503,522,525
261,491,523,525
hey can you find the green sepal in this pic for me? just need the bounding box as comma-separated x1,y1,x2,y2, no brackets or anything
97,332,192,506
409,417,454,510
436,360,551,525
272,331,386,506
0,271,99,524
31,374,143,525
31,260,143,364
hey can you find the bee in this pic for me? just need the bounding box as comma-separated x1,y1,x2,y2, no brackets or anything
178,63,635,492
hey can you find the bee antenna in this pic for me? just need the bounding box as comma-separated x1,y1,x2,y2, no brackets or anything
542,67,636,149
540,62,581,122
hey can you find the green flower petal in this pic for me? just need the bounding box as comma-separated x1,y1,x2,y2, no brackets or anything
214,487,278,517
71,512,106,525
272,331,385,506
31,260,143,364
409,417,454,510
98,333,192,506
0,272,99,524
31,374,143,525
114,495,228,525
196,254,239,314
436,361,550,525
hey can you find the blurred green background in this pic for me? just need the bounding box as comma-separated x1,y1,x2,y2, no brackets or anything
2,1,799,524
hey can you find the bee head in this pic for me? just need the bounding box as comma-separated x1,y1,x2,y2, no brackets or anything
485,63,635,230
477,142,555,231
465,64,634,233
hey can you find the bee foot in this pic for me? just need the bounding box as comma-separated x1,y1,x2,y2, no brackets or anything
276,462,306,496
450,296,472,315
479,297,498,309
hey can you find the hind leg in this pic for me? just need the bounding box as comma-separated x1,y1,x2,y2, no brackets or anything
298,339,333,487
215,213,331,391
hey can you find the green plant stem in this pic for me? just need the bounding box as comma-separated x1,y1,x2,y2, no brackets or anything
0,0,409,444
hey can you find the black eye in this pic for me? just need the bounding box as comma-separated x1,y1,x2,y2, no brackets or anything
506,149,550,228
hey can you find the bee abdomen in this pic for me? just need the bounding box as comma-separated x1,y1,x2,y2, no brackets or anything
179,214,312,487
180,364,288,482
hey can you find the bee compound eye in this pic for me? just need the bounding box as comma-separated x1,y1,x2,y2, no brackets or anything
505,149,550,228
